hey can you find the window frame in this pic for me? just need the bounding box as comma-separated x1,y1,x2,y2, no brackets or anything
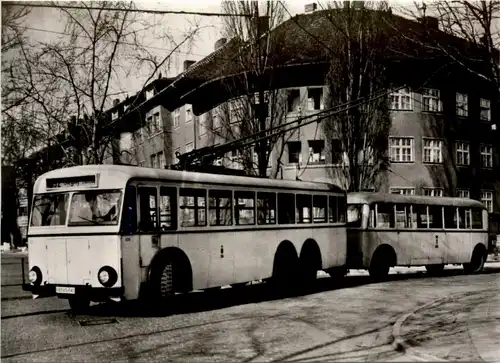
456,141,470,166
422,88,442,112
389,137,414,163
456,92,468,117
422,138,443,164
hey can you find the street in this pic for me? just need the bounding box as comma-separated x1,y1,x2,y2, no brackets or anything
2,252,499,362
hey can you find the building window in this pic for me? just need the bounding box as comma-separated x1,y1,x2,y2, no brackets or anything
481,190,493,212
307,87,324,111
480,144,493,168
287,142,302,164
231,149,243,169
287,89,301,113
390,87,412,110
456,92,468,117
186,142,194,153
173,109,180,128
456,142,470,166
173,147,180,163
145,89,154,100
423,188,443,197
186,106,193,123
199,114,207,136
480,98,491,121
457,189,470,198
389,137,414,162
308,140,325,164
150,151,164,169
422,88,442,112
423,138,443,163
111,111,119,120
390,187,415,195
150,112,162,134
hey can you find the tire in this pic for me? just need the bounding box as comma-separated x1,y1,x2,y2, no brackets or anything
68,297,90,314
425,264,445,275
299,258,317,288
159,259,175,300
368,253,390,281
464,249,486,274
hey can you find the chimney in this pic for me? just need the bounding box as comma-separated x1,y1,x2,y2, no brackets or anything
183,60,196,71
113,99,120,106
214,38,227,50
420,16,439,29
304,3,317,13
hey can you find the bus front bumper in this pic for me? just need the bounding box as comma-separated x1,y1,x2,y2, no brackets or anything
22,283,124,300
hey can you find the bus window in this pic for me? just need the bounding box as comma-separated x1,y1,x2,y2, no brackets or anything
458,208,471,229
444,206,457,229
121,186,137,234
313,195,327,223
138,187,158,231
278,193,295,224
31,193,69,226
376,203,394,228
235,191,255,225
347,204,362,227
180,188,206,227
415,205,429,228
69,190,121,226
257,192,276,225
328,196,338,223
428,206,443,228
296,194,312,223
472,208,483,229
209,190,232,226
338,196,346,223
395,205,407,229
160,187,177,230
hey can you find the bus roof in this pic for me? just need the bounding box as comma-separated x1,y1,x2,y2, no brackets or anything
33,164,345,194
347,192,486,209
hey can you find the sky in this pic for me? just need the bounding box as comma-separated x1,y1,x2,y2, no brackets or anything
18,0,418,105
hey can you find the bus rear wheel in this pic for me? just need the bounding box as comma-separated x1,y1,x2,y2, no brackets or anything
68,297,90,314
368,255,390,281
464,249,486,274
425,264,445,275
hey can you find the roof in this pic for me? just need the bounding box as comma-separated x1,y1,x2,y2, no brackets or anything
347,192,486,209
149,8,490,116
34,164,345,194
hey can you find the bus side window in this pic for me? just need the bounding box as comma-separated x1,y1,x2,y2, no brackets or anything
138,186,158,232
395,204,407,229
257,192,276,225
444,206,457,229
235,191,255,225
313,195,327,223
180,188,206,227
472,208,483,229
376,203,394,228
278,193,295,224
209,190,232,226
457,207,470,229
415,205,429,228
121,185,137,234
160,187,177,230
369,206,376,228
428,206,443,229
296,194,312,223
328,196,338,223
338,196,346,223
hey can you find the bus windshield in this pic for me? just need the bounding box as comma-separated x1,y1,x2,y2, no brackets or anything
31,193,69,226
68,190,122,226
347,204,363,227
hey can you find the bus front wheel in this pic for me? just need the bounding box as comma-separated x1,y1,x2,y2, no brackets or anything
68,297,90,314
368,255,390,281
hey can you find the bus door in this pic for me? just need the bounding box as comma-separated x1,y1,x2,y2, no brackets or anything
138,186,162,268
426,205,446,264
410,204,442,265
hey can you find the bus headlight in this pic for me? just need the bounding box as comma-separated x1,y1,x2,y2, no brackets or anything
97,266,117,287
28,266,42,285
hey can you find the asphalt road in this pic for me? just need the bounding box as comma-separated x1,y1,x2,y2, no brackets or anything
2,252,499,362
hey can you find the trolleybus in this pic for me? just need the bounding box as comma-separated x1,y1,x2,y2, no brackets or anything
346,192,489,280
23,165,347,312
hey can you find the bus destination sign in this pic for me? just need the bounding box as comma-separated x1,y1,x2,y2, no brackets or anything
46,175,98,189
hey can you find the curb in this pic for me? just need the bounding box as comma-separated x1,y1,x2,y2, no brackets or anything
392,296,450,362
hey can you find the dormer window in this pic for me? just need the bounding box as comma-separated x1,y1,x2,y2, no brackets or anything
145,89,155,100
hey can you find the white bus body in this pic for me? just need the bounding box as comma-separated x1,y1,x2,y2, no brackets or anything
346,192,489,279
24,165,347,311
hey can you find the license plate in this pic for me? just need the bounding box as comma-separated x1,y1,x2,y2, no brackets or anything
56,286,75,294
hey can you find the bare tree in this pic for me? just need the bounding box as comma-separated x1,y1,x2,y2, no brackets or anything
208,0,291,177
3,1,203,169
320,1,393,191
